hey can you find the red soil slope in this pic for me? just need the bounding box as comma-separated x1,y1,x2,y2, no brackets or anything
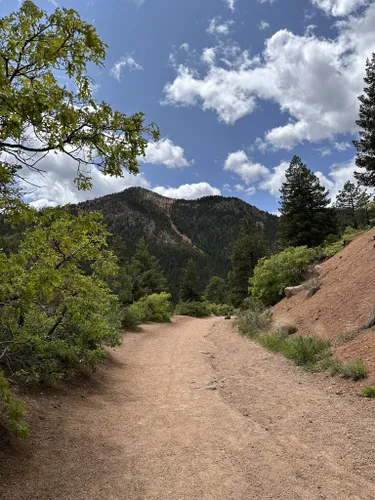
273,228,375,342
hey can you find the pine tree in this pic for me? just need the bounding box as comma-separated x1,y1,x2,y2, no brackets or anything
204,276,228,304
334,181,362,228
357,190,372,226
129,239,168,301
354,54,375,186
279,156,337,248
229,219,268,308
179,259,201,302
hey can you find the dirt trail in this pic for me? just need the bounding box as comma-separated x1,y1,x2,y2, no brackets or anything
1,316,375,500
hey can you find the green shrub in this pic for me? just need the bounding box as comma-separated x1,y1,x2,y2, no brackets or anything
0,370,29,438
138,293,172,322
207,303,234,316
174,301,211,318
281,336,330,366
122,304,145,330
321,227,364,259
361,385,375,398
250,246,317,306
122,293,172,330
0,210,122,386
340,360,368,380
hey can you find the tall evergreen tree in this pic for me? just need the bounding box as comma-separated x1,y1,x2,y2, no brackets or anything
229,219,268,308
279,156,337,248
204,276,228,304
334,181,362,228
179,259,201,302
354,54,375,186
358,190,372,226
129,239,168,301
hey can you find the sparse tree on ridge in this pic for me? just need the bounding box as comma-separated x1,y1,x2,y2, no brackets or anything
354,54,375,187
278,155,337,248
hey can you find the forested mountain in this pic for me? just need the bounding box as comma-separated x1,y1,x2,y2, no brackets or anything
74,187,279,299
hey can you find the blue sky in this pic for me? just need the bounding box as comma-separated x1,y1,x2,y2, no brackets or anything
3,0,375,213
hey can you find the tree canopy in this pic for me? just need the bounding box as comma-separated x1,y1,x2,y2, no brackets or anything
0,1,159,189
229,219,268,308
354,53,375,187
179,259,201,302
279,155,337,248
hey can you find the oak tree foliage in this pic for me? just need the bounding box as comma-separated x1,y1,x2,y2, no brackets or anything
0,1,159,189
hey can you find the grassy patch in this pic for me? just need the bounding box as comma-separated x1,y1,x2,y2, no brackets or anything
340,360,368,381
282,336,330,366
236,306,368,382
361,385,375,398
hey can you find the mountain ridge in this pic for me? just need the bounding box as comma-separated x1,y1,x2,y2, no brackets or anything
75,187,279,298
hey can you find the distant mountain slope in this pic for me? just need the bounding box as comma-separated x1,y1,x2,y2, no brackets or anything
76,187,279,299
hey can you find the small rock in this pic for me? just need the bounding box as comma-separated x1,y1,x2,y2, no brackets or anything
336,390,343,395
200,350,210,355
205,386,217,391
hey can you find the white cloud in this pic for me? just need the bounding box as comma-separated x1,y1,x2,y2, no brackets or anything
110,55,143,81
180,43,190,52
207,17,234,36
334,141,352,151
316,147,332,156
225,152,363,202
153,182,221,199
224,151,270,185
258,20,271,31
311,0,370,16
258,0,277,3
224,0,235,11
20,152,150,208
142,138,191,168
164,4,375,149
202,48,217,66
259,161,290,196
234,184,256,195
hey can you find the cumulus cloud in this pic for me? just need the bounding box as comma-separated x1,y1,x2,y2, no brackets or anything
224,151,361,202
153,182,221,199
207,17,234,37
224,151,269,185
163,4,375,149
20,152,150,208
311,0,370,16
258,20,271,31
142,138,191,168
110,55,143,81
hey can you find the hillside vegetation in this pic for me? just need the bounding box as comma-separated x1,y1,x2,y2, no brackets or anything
75,187,278,299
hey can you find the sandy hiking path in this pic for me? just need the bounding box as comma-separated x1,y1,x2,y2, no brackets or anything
1,316,375,500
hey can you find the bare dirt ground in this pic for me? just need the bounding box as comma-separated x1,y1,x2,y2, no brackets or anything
1,316,375,500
